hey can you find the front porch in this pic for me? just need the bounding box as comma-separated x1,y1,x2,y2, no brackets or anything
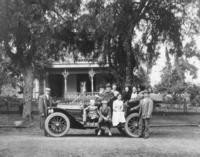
43,67,113,99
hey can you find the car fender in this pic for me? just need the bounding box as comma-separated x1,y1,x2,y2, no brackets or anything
50,107,84,129
126,112,139,118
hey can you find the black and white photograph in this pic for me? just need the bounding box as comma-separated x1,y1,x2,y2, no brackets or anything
0,0,200,156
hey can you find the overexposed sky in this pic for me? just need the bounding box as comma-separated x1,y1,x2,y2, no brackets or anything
150,37,200,86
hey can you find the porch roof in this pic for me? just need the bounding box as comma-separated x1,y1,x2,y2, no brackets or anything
47,62,109,69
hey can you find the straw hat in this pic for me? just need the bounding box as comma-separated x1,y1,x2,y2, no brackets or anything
101,100,108,104
45,88,51,91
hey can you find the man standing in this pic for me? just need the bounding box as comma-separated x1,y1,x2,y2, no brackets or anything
102,83,114,101
131,90,153,138
101,83,115,111
38,88,53,135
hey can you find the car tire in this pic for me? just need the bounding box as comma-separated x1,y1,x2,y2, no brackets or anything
124,113,140,138
45,112,70,137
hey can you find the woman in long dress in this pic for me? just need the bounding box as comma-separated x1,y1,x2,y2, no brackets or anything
112,94,126,126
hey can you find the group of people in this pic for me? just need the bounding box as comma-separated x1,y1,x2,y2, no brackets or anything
83,92,126,136
83,83,154,138
38,83,154,138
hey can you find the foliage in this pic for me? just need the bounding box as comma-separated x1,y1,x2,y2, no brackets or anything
155,39,200,106
133,66,150,88
0,45,17,92
0,0,82,120
0,0,199,119
76,0,193,87
156,68,186,94
155,36,200,94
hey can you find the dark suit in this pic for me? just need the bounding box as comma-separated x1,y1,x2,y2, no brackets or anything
98,106,112,129
101,90,115,113
38,94,53,130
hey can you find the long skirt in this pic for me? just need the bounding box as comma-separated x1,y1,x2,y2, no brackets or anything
112,111,126,126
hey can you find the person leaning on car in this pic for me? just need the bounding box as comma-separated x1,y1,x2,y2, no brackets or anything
38,88,53,134
131,90,153,139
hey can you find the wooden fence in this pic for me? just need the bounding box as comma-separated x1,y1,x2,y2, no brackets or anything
1,93,200,114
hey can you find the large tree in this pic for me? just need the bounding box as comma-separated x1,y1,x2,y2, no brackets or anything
0,44,12,92
155,0,200,93
0,0,81,121
78,0,195,87
156,39,200,93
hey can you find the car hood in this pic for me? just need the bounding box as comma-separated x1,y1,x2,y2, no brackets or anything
57,103,83,110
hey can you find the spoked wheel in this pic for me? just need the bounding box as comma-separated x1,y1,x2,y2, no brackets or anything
45,112,70,137
125,113,140,138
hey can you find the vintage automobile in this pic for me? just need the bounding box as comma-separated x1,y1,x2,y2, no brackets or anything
44,94,163,137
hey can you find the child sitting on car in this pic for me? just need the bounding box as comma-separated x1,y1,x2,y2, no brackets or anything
83,99,99,125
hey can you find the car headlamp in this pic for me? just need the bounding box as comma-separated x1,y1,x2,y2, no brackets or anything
48,109,54,114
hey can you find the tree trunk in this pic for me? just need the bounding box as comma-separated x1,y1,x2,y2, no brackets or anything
22,65,34,121
124,36,133,86
174,53,184,83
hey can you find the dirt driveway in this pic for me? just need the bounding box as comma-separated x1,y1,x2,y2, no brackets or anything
0,125,200,157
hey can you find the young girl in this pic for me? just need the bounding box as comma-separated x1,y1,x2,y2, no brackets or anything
83,99,99,125
112,94,126,126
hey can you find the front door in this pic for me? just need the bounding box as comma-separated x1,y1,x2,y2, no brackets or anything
77,74,91,93
48,74,64,98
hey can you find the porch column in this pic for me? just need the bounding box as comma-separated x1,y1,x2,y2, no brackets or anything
89,69,96,95
62,69,69,99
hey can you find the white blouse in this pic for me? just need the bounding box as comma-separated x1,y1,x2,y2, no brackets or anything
113,99,123,112
131,92,138,99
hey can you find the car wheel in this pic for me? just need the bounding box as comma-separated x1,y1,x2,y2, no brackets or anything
45,112,70,137
125,113,140,138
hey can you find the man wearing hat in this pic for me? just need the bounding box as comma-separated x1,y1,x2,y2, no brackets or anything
95,84,105,103
101,83,114,111
97,100,112,136
102,83,114,101
131,90,153,138
38,88,53,135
